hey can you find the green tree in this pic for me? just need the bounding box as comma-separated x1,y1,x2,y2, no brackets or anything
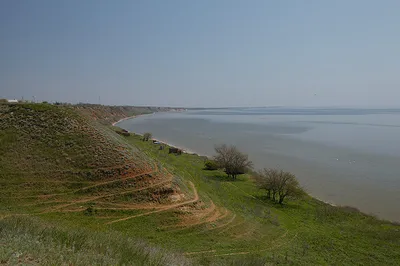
214,144,253,180
255,168,305,204
143,132,152,141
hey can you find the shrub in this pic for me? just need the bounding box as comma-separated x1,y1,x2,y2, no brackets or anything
204,160,219,170
84,206,96,216
143,132,152,141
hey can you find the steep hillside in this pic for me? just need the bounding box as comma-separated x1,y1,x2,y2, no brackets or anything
0,103,140,173
1,103,399,265
0,103,194,222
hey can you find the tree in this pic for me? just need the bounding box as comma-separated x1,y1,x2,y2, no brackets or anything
255,169,279,201
255,168,305,204
143,132,152,141
213,144,253,180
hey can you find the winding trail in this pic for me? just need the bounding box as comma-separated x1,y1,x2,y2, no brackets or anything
106,181,198,225
183,178,302,257
217,221,246,235
39,175,173,214
212,232,298,257
163,201,221,231
184,250,217,255
4,164,156,200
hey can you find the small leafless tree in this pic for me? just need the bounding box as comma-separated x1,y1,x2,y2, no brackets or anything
214,144,253,180
143,132,152,141
255,168,305,204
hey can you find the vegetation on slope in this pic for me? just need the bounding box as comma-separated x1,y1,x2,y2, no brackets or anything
0,103,143,172
0,216,190,266
1,102,399,265
0,103,198,265
121,134,400,265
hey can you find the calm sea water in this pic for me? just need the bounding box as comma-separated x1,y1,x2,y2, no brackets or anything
118,107,400,222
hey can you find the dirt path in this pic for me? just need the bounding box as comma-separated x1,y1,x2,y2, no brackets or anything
39,176,173,214
184,250,217,255
106,181,198,225
2,160,145,176
201,213,236,233
90,202,168,210
184,180,300,258
5,167,156,200
217,221,245,235
211,232,298,257
164,201,220,231
75,167,156,192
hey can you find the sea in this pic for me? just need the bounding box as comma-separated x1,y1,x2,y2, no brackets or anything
117,107,400,222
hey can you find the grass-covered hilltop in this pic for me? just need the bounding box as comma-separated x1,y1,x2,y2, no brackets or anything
0,102,399,265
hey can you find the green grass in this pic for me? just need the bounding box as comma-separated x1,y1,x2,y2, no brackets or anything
0,216,191,266
1,104,399,265
118,134,400,265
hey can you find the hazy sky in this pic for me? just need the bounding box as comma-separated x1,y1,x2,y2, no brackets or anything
1,0,399,107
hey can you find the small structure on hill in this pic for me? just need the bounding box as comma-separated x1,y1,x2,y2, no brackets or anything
169,147,182,155
7,99,18,103
115,130,130,136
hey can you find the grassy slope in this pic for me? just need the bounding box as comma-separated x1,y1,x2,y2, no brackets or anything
1,103,399,265
0,103,191,265
119,135,400,265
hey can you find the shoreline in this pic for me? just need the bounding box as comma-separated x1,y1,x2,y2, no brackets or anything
133,131,208,157
114,112,208,157
112,109,186,127
113,114,398,223
114,117,343,209
112,116,137,126
112,112,156,127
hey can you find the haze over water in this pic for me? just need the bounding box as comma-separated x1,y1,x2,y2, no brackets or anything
118,107,400,222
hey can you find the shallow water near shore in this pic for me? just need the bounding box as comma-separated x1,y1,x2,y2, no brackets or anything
118,107,400,222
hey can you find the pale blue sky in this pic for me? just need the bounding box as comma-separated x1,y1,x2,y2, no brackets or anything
1,0,399,107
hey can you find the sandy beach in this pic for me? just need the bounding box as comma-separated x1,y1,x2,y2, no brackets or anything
112,115,138,126
112,112,157,127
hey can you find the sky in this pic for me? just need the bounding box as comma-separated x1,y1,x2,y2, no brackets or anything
1,0,399,107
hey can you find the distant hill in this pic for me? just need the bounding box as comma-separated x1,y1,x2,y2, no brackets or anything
74,103,184,125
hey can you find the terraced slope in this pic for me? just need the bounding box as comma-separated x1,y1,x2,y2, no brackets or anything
0,103,138,173
0,103,226,244
0,103,195,224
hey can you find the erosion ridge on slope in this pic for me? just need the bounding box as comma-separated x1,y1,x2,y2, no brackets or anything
0,103,197,224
